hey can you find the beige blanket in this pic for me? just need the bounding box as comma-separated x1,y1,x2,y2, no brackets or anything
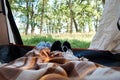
0,47,120,80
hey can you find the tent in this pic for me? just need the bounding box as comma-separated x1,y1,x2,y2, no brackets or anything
0,0,23,45
0,0,31,63
0,0,120,80
0,0,120,66
89,0,120,54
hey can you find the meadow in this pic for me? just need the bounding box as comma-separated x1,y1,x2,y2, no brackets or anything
21,32,95,48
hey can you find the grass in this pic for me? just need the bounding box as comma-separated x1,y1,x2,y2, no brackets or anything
21,32,95,48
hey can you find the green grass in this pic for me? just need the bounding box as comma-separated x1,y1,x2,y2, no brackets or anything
21,32,95,48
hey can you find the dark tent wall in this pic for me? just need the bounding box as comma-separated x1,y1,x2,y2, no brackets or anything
0,0,23,45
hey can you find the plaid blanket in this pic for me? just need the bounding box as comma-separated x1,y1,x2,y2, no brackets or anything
0,47,120,80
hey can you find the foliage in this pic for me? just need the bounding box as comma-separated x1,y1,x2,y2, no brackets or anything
10,0,103,35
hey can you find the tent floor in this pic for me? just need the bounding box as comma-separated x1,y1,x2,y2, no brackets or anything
0,44,120,67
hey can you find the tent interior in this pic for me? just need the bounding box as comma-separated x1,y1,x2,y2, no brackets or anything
0,0,120,66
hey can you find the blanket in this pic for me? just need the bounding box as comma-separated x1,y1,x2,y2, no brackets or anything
0,47,120,80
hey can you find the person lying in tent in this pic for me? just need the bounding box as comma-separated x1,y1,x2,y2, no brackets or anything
0,40,120,80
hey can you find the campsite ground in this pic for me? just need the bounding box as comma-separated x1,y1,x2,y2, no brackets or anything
21,32,95,48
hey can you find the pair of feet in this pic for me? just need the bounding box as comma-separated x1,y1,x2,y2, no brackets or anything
51,41,72,52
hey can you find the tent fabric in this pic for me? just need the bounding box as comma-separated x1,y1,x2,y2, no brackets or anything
0,0,23,45
89,0,120,54
0,0,9,45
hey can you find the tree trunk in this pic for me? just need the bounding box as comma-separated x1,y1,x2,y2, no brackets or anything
40,0,45,34
68,0,73,33
25,0,29,35
31,3,34,34
95,0,99,31
73,17,78,32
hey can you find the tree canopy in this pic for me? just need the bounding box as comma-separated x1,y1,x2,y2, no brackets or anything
10,0,103,35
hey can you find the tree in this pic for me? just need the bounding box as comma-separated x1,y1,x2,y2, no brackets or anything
10,0,103,34
12,0,30,35
68,0,73,33
39,0,45,34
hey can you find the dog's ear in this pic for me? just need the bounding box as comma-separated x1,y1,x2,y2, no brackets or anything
62,41,72,52
50,41,62,52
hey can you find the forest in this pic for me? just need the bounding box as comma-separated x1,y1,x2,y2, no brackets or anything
10,0,103,35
